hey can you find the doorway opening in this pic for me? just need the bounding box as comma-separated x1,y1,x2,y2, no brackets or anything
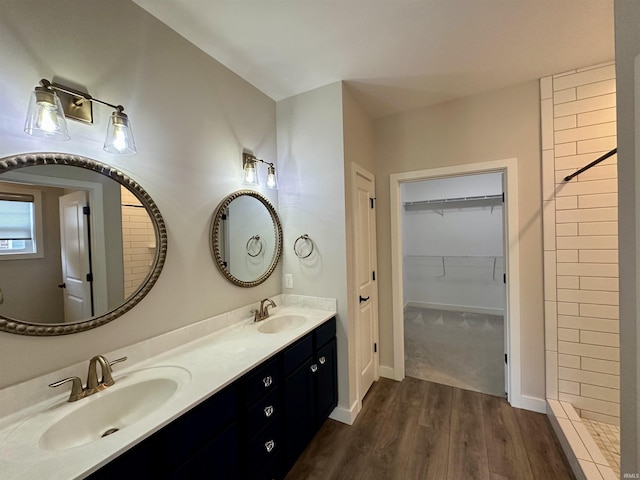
401,172,506,397
390,158,527,409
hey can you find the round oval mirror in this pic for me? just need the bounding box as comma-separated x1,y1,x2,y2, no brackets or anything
210,190,282,287
0,153,167,336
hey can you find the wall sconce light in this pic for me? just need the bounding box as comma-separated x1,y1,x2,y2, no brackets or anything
242,153,277,189
24,79,136,155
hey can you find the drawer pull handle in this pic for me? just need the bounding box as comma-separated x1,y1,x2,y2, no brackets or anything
319,356,326,365
263,376,273,387
310,364,318,373
264,405,274,417
265,439,275,453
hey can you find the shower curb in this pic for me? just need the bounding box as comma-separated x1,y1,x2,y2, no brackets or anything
546,399,617,480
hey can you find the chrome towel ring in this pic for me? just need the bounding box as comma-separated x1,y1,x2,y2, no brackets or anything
246,235,264,257
293,234,314,259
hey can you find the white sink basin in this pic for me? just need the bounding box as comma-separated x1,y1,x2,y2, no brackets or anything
8,366,191,452
257,314,307,334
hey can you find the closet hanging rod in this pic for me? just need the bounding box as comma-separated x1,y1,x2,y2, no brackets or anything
404,255,503,260
563,148,617,182
403,194,502,207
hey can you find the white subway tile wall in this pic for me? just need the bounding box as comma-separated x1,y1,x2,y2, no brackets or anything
540,62,620,426
121,186,155,299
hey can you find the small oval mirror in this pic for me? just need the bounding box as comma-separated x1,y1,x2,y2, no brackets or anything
210,190,282,287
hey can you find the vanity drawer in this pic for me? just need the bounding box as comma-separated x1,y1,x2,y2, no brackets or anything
247,386,281,439
245,358,279,406
315,317,336,349
246,419,282,478
283,334,313,375
161,384,238,469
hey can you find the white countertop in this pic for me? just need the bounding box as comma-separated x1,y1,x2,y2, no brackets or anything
0,296,336,479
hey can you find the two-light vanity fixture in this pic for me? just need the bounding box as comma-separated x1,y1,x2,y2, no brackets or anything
242,153,277,189
24,79,136,155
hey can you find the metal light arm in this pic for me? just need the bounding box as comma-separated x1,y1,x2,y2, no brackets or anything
243,153,274,169
39,78,126,125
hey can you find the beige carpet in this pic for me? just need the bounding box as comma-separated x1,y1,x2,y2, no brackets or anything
404,307,505,397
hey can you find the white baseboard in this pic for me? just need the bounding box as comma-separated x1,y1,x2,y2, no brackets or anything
329,400,359,425
404,301,504,317
379,365,402,381
516,394,547,413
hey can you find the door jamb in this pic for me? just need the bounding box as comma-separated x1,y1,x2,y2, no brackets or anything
389,158,524,408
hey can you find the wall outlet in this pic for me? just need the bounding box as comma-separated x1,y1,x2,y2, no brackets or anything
284,274,293,289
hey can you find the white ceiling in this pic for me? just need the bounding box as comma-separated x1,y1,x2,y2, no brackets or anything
132,0,615,118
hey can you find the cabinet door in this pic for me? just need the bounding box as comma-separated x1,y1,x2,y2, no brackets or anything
283,358,315,472
86,439,152,479
169,423,239,480
315,338,338,429
160,385,238,470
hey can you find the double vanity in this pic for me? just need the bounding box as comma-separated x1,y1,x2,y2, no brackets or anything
0,296,337,479
0,152,337,478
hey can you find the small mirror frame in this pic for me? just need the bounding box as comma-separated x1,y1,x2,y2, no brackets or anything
0,153,168,336
210,190,282,287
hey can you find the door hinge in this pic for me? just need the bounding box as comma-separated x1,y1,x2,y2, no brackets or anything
372,271,376,281
86,273,93,282
502,192,505,203
374,343,378,353
503,273,506,284
370,197,376,209
83,206,90,215
505,353,508,364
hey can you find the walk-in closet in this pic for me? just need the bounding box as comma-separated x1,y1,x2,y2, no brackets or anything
401,172,506,397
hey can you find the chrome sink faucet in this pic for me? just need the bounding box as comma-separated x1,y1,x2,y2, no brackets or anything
49,355,127,402
254,298,276,322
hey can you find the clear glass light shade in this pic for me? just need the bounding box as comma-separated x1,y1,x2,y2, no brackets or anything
104,111,136,154
24,87,70,140
243,160,259,186
266,165,278,189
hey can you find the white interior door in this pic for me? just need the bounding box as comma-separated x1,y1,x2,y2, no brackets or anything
59,190,92,322
353,164,379,402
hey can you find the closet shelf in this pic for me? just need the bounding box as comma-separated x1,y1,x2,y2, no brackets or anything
403,194,503,214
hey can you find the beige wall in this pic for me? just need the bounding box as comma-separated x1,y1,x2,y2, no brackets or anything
615,0,640,474
0,0,278,388
540,63,620,425
373,81,546,399
342,83,376,412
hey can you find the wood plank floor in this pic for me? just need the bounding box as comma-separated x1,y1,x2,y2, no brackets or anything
285,377,576,480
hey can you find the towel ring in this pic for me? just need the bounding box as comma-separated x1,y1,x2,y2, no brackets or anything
294,234,314,259
246,235,264,257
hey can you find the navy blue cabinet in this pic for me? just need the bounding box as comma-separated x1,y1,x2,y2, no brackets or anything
88,317,337,480
282,317,338,474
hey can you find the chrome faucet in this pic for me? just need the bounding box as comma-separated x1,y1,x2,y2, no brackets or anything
49,355,127,402
254,298,277,322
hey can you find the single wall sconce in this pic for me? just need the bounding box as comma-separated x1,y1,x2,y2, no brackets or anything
24,79,136,155
242,153,277,189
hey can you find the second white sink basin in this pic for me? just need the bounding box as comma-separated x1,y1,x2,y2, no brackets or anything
257,315,307,334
